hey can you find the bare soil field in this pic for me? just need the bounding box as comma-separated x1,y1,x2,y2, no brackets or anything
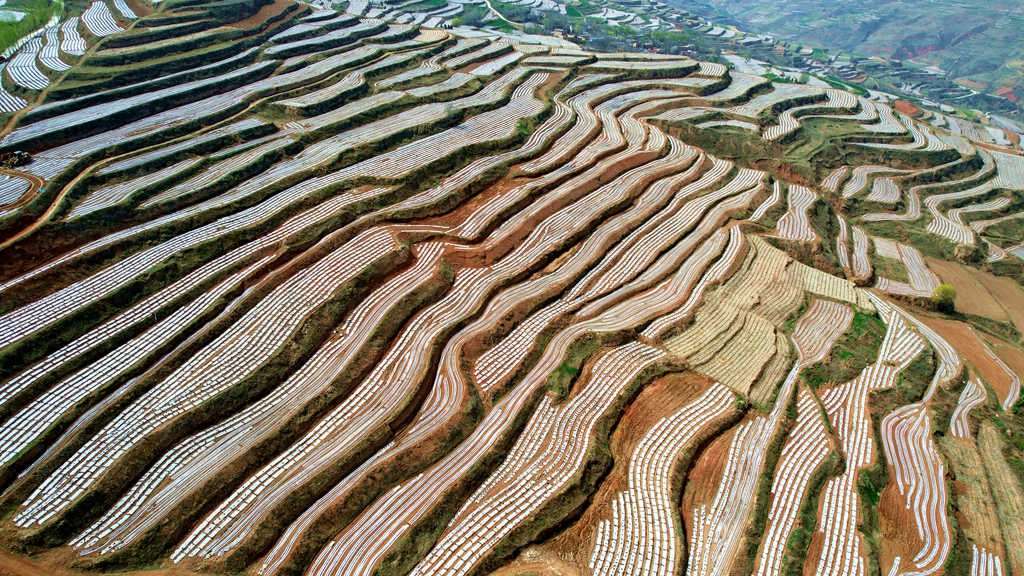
231,0,295,30
893,100,922,117
917,316,1015,403
967,268,1024,338
926,258,1008,321
878,479,919,576
680,417,745,539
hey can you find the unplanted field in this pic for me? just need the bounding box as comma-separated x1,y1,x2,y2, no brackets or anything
926,257,1008,322
968,268,1024,338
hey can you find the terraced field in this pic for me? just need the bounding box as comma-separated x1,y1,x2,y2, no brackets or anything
0,1,1023,576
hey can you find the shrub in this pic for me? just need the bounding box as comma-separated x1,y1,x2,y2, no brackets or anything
932,284,957,313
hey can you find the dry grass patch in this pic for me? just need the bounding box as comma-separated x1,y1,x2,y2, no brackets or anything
939,437,1006,555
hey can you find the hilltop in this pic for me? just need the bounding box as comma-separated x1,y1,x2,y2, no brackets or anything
672,0,1024,106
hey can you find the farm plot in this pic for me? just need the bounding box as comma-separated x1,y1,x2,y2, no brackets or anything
916,317,1020,410
837,216,850,269
61,18,86,55
13,229,404,529
773,184,817,242
137,137,293,209
443,41,511,69
590,383,736,576
762,88,858,141
939,437,1007,565
4,87,267,181
96,117,270,177
924,182,994,245
472,144,711,392
842,166,914,198
696,119,758,131
925,258,1006,321
0,173,388,351
867,177,899,203
972,546,1005,576
8,37,49,91
754,389,830,576
586,59,697,74
811,298,926,576
858,116,949,152
414,342,668,576
7,62,275,149
880,404,950,575
175,139,706,562
861,103,906,134
0,261,263,468
875,242,940,298
163,114,679,553
40,27,70,72
750,181,781,222
305,223,745,576
375,54,444,88
0,175,31,207
259,158,722,573
0,187,387,427
950,377,987,438
164,88,580,566
863,150,994,224
112,0,136,19
74,242,447,556
808,97,878,124
978,424,1024,576
264,20,386,59
852,226,872,279
0,70,536,316
469,50,523,76
970,210,1024,234
523,54,591,66
0,64,27,112
686,300,853,576
977,336,1022,410
82,1,123,36
726,82,823,119
69,158,203,219
664,234,868,397
822,167,848,192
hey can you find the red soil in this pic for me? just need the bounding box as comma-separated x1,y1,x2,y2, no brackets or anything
531,372,723,571
229,0,296,30
878,467,923,576
916,316,1014,404
893,100,921,117
925,258,1007,322
124,0,152,17
0,548,203,576
967,269,1024,339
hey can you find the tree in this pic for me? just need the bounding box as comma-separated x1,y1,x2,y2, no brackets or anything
932,284,957,313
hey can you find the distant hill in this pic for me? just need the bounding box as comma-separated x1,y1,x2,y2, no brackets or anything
672,0,1024,103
